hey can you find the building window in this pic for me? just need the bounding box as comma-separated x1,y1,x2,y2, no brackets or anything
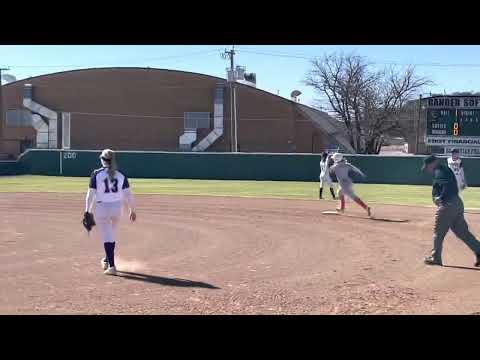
5,109,32,127
184,112,210,130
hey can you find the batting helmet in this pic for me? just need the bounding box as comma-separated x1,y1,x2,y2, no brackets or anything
332,153,344,163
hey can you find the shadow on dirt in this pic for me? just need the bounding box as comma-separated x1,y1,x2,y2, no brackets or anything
117,271,220,289
322,211,408,223
443,265,480,271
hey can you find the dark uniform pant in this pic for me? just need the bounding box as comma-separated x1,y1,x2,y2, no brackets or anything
431,196,480,262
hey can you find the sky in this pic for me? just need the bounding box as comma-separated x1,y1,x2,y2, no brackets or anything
1,45,480,108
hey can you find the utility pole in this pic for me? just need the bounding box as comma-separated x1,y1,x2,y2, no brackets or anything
416,94,422,154
227,45,235,71
233,74,238,153
222,46,238,152
0,67,10,153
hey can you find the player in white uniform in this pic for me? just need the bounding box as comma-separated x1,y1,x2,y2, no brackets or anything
447,148,467,193
319,152,336,199
329,153,371,217
85,149,137,275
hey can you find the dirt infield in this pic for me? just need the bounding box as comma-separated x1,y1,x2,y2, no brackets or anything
2,192,480,314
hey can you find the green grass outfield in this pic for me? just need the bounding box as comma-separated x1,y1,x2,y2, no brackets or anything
1,175,480,208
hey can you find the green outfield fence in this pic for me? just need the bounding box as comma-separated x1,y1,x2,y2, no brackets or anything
0,160,22,176
4,149,480,186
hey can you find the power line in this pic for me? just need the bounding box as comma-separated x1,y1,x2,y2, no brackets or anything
4,49,222,69
5,46,480,69
122,49,222,64
237,49,480,68
373,61,480,68
238,49,311,60
6,47,480,69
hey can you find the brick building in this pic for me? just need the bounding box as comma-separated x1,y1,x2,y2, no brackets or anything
0,68,353,158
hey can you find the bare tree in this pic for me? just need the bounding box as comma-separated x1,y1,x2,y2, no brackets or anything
305,53,432,154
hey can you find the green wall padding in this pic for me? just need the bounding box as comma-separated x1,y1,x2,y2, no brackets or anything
10,149,480,186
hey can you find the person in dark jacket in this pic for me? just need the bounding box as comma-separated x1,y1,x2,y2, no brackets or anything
422,155,480,266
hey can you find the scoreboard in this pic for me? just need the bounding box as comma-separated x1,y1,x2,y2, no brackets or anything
427,108,480,137
424,96,480,148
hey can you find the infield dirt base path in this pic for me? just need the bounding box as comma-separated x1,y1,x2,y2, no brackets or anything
1,193,480,315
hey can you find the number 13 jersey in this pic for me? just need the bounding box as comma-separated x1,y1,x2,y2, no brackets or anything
89,167,130,203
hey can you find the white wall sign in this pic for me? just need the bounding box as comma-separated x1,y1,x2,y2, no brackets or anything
444,147,480,156
425,136,480,147
63,151,77,159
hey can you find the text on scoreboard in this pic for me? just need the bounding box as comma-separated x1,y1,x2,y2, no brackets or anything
426,108,480,137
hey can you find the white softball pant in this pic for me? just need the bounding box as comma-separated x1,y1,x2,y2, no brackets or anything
455,176,466,192
319,174,334,188
94,201,122,243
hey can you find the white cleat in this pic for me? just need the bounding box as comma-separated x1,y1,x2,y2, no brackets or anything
104,266,117,276
101,258,109,270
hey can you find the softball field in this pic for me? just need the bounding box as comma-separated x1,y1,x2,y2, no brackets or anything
2,176,480,314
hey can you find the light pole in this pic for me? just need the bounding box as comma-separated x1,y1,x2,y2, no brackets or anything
416,93,431,155
416,94,422,154
222,46,238,152
233,81,238,152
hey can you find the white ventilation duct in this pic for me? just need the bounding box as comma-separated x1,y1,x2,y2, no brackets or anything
31,114,49,148
179,112,210,150
192,84,224,151
179,129,197,151
62,112,71,149
23,84,58,149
